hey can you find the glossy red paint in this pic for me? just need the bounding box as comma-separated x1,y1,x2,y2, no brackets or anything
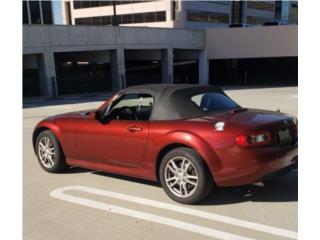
33,94,298,187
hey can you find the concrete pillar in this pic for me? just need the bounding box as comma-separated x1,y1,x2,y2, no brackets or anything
111,48,126,91
37,52,57,98
198,49,209,85
161,48,173,84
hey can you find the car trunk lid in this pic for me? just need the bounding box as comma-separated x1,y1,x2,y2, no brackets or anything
202,108,298,146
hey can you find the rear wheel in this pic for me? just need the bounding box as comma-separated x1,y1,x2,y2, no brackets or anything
35,130,68,173
159,147,213,204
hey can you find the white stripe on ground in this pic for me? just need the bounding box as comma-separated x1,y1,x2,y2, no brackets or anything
43,106,74,109
51,186,297,239
50,187,254,240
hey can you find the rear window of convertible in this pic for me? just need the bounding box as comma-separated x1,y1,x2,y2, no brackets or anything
191,92,239,112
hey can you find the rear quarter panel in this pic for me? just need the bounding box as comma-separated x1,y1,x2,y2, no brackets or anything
142,120,240,180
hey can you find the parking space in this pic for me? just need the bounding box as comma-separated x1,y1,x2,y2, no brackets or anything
23,87,298,240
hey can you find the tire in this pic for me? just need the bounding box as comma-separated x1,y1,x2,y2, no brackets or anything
35,130,68,173
159,147,213,204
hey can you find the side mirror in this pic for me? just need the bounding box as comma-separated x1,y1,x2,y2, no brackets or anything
88,111,96,118
95,110,111,124
94,110,101,121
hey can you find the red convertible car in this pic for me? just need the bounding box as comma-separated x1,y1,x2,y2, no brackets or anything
33,84,298,204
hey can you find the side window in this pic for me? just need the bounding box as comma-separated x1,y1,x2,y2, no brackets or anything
107,94,153,121
191,92,239,112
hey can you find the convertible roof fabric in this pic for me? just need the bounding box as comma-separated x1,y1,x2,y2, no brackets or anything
119,84,224,120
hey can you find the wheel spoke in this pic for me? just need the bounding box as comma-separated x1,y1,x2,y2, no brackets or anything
181,158,186,170
166,176,177,183
45,137,49,148
183,161,190,172
186,175,197,180
47,155,54,166
182,182,188,196
186,179,197,186
168,178,179,188
178,182,183,195
169,160,178,170
39,142,46,150
48,148,55,155
167,164,177,174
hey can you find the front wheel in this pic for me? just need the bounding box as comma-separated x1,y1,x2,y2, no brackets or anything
35,130,68,173
159,147,213,204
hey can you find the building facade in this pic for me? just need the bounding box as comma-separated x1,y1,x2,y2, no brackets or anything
275,1,298,24
23,0,54,25
22,1,298,99
61,0,278,28
23,24,297,99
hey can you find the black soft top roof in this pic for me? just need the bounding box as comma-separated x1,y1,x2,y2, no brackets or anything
118,84,225,120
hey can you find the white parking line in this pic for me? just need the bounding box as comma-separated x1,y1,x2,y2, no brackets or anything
43,106,74,109
51,186,254,240
51,185,297,240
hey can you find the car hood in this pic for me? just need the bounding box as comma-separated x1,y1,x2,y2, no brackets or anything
48,109,94,120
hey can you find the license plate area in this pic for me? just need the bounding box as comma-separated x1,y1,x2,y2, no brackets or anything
278,127,292,145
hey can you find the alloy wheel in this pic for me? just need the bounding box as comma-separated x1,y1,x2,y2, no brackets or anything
164,156,199,198
38,136,56,168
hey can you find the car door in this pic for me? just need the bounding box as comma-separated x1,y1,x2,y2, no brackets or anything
75,94,153,167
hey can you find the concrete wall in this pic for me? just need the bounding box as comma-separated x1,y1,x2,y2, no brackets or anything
23,54,38,69
206,25,298,59
23,25,205,98
23,25,205,54
23,24,297,98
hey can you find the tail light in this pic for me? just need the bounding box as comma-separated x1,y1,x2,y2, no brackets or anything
236,130,272,147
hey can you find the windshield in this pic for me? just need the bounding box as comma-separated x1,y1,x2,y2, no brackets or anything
191,92,240,112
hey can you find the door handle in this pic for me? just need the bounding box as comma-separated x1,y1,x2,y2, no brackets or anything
127,126,143,132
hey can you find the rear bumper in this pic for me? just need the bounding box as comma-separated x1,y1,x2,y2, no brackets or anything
213,145,298,187
261,160,297,182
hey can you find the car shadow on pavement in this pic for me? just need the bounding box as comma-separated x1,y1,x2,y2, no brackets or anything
201,173,298,205
92,171,162,187
91,170,297,204
61,167,93,174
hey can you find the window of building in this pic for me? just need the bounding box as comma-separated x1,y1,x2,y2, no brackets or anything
81,1,91,8
91,16,102,25
204,1,231,5
156,11,166,22
90,1,100,7
23,1,29,24
75,11,166,26
121,14,133,24
73,1,81,9
74,18,82,25
99,1,110,7
41,1,53,24
247,1,274,12
145,12,156,22
101,16,112,25
73,1,153,9
133,13,142,23
29,0,41,24
187,10,229,24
